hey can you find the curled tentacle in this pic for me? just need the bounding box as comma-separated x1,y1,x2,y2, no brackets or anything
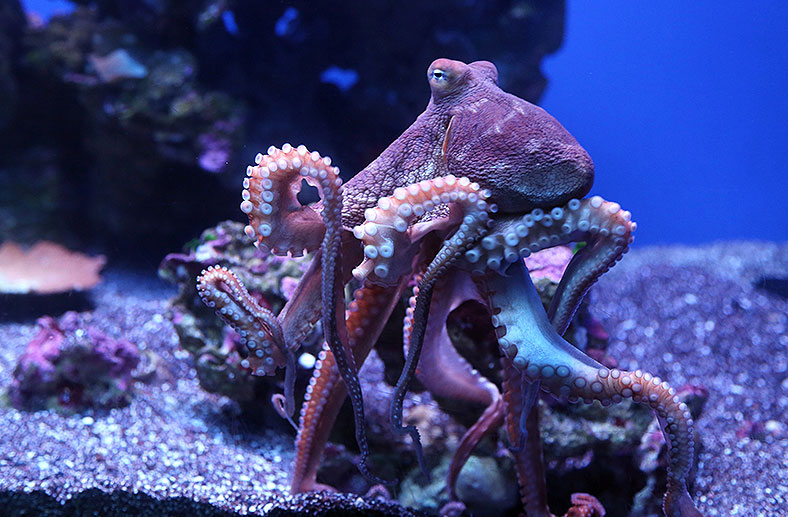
546,197,636,334
241,144,332,256
352,175,492,285
197,266,288,375
232,143,350,365
565,493,606,517
459,196,636,334
244,145,380,482
196,266,296,419
271,352,298,430
484,260,699,514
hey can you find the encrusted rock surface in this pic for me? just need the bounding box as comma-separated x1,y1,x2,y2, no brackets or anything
9,311,139,410
159,221,316,408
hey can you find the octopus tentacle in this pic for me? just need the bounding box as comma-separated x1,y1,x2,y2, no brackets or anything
352,175,494,476
565,493,606,517
196,266,296,419
317,155,383,484
485,259,699,515
241,144,330,256
276,251,325,353
501,357,551,517
509,375,541,453
292,280,407,493
199,234,361,379
271,366,298,430
352,175,492,285
243,144,381,482
402,271,504,499
460,196,636,334
197,266,287,374
546,197,636,334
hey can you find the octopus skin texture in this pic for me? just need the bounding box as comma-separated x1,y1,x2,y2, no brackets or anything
196,58,703,516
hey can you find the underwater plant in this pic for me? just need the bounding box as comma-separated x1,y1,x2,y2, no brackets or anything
197,59,702,516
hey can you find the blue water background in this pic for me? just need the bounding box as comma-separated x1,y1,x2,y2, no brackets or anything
23,0,788,245
542,1,787,244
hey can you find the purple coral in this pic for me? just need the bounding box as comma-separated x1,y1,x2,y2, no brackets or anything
9,311,140,410
524,245,573,283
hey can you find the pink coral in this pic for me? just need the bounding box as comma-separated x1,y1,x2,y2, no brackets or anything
0,241,105,294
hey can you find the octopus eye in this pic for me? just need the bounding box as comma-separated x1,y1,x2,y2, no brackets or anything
431,68,447,81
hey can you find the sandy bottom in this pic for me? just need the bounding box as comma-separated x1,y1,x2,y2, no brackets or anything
0,241,785,516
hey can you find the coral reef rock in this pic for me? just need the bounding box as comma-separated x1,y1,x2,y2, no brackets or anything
8,311,140,410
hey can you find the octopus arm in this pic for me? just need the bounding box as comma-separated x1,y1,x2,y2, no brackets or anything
485,259,701,517
292,280,407,492
403,270,504,499
460,196,637,336
501,357,552,517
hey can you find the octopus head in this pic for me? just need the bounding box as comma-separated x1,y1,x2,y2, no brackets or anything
427,58,498,103
429,58,595,212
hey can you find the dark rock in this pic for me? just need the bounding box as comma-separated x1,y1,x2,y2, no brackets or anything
0,1,564,263
454,456,519,516
754,275,788,299
0,0,25,130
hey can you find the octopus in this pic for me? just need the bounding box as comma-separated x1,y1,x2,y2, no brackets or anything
197,59,703,516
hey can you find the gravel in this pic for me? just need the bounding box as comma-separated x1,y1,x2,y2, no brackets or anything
590,241,788,516
0,241,785,516
0,271,294,515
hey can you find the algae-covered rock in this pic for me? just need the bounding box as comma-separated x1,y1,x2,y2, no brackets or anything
8,311,140,410
160,220,315,406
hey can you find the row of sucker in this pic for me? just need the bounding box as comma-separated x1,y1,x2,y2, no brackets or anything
352,175,494,286
241,144,341,256
196,266,286,376
458,195,635,273
277,143,388,485
196,266,299,425
401,279,423,350
459,195,637,336
484,260,696,510
292,282,399,492
292,343,341,492
243,145,384,481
